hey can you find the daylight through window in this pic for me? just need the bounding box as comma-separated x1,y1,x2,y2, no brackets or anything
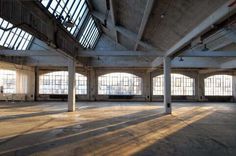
0,69,16,93
39,0,101,49
204,75,232,96
0,17,33,50
98,73,142,95
153,74,195,96
39,71,87,94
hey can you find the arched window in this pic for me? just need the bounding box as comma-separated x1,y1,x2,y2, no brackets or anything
204,75,232,96
39,71,87,94
98,72,142,95
0,69,16,93
153,74,195,96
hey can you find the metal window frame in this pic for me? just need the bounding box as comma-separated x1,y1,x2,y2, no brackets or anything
39,71,87,95
39,0,101,49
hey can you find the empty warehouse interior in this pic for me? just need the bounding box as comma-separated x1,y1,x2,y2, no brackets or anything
1,0,236,155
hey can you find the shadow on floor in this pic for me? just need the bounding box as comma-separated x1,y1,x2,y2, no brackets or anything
0,110,68,121
133,111,236,156
0,106,219,156
0,108,166,155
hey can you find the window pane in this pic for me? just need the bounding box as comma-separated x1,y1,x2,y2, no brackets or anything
153,74,195,96
39,0,101,49
39,71,87,95
98,73,142,95
0,69,16,93
0,17,33,50
204,75,232,96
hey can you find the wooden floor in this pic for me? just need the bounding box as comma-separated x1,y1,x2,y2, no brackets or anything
0,101,236,156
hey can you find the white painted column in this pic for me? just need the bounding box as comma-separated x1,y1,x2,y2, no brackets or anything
89,68,96,101
232,72,236,102
35,66,39,101
145,72,152,102
68,58,76,112
163,57,171,114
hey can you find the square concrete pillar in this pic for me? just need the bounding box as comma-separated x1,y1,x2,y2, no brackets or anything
68,58,76,112
232,73,236,102
163,57,171,114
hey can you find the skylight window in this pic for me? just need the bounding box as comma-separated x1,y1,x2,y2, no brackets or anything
39,0,101,49
0,17,33,50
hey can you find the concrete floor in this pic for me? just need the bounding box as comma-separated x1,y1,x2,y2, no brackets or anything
0,102,236,156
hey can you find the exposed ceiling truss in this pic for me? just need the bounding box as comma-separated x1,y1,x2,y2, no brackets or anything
1,0,236,70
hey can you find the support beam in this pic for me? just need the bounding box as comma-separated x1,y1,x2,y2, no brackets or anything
180,50,236,57
68,58,76,112
0,50,164,57
0,55,27,65
109,0,118,43
0,0,83,59
150,1,236,68
78,50,162,57
225,27,236,43
163,57,171,114
0,50,60,56
134,0,154,50
91,11,162,53
165,1,236,57
3,49,236,58
147,57,163,72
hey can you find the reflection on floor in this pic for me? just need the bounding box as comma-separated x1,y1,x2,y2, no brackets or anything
0,102,236,156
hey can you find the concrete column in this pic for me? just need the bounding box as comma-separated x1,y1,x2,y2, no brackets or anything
144,72,152,101
194,72,199,101
232,72,236,102
34,66,39,101
198,73,205,101
68,58,76,112
163,57,171,114
89,68,96,101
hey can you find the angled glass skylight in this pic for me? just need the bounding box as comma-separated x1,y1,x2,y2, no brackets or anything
0,17,33,50
39,0,101,49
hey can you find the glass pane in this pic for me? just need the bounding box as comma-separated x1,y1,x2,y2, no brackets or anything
39,71,87,95
0,17,33,50
98,73,142,95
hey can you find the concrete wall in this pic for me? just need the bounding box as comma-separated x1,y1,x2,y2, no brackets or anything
34,67,236,102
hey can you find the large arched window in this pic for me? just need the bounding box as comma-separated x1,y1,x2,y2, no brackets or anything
0,69,16,93
98,72,142,95
204,75,232,96
153,74,195,96
39,71,87,94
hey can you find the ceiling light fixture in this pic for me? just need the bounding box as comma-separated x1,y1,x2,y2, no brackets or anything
179,57,184,62
202,44,209,51
161,13,166,19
